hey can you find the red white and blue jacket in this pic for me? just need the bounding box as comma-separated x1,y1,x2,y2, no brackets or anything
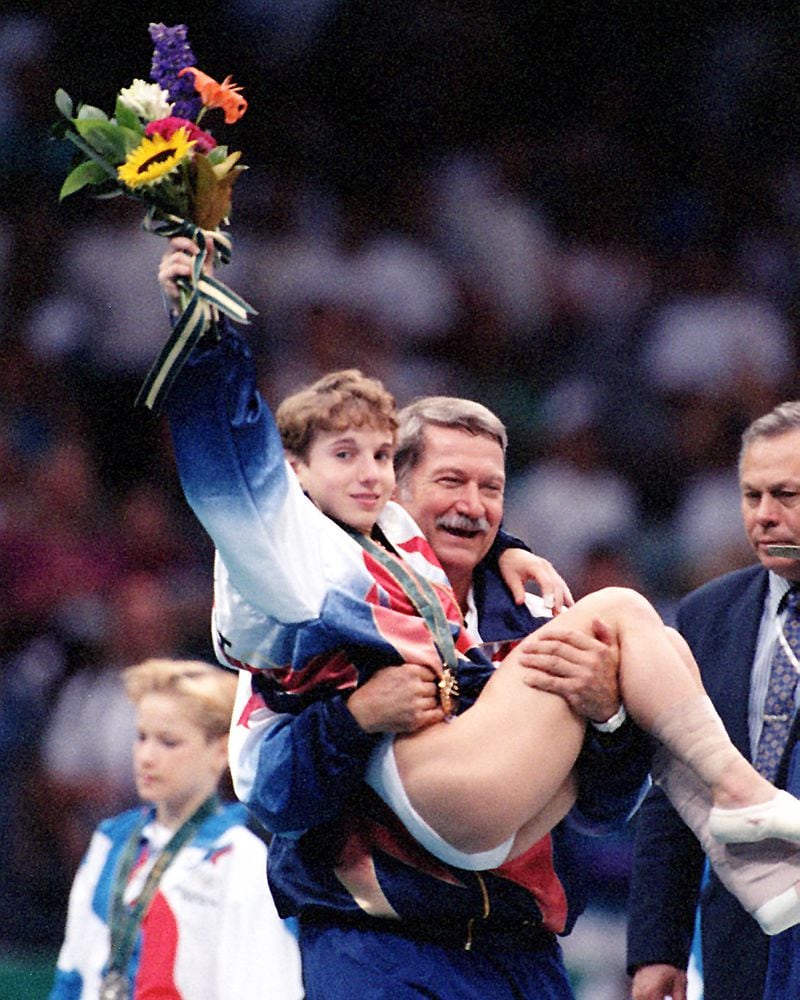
166,324,651,942
48,802,303,1000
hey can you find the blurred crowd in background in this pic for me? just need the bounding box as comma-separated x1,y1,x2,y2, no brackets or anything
2,3,800,996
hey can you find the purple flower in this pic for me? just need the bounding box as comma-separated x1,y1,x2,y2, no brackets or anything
148,22,201,121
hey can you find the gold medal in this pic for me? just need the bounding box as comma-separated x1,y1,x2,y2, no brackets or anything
100,970,130,1000
438,667,460,717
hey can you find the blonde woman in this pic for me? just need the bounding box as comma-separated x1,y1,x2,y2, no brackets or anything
48,659,303,1000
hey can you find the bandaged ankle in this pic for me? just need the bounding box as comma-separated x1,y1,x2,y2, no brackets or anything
655,750,800,935
714,840,800,935
652,748,712,826
650,694,739,788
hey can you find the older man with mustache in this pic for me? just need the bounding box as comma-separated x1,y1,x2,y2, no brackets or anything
391,395,649,815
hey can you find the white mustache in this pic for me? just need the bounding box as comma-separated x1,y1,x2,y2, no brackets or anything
436,513,490,534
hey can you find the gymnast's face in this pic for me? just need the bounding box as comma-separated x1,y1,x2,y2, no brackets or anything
292,424,396,535
133,692,227,829
740,428,800,582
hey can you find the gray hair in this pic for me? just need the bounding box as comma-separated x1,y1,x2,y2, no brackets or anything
394,396,507,489
739,400,800,472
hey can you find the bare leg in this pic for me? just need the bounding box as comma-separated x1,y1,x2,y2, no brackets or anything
392,586,796,858
394,651,585,854
524,588,777,810
505,773,578,861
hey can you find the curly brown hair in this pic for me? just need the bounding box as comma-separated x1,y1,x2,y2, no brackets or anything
276,369,398,460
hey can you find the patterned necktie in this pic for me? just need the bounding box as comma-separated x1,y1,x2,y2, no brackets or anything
754,588,800,782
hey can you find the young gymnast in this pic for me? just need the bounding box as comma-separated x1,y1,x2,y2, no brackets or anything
48,658,302,1000
159,237,800,938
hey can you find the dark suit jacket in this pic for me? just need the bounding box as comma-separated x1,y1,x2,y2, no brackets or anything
627,564,800,1000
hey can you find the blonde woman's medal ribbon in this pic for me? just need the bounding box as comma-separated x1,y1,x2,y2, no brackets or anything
102,795,219,996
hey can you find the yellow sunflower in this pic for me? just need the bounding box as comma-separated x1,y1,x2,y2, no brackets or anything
117,128,195,189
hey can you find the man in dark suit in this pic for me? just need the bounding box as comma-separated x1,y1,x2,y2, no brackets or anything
627,400,800,1000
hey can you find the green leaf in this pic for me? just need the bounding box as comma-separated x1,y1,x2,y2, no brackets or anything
55,88,74,119
76,103,109,121
64,130,119,177
206,145,229,166
114,98,143,133
74,119,141,162
59,159,113,200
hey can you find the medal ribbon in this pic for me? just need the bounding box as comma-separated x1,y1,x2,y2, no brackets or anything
105,795,219,983
344,527,461,714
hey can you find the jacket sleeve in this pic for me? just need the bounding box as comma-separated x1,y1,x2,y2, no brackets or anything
165,320,359,626
254,700,383,835
626,781,705,974
568,720,653,834
488,526,531,557
214,822,304,1000
48,828,112,1000
230,671,381,835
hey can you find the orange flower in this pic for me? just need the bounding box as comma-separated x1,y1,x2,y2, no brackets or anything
178,67,247,124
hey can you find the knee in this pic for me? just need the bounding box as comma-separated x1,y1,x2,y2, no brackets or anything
585,586,659,623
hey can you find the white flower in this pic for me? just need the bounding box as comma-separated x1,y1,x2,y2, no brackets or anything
118,79,173,121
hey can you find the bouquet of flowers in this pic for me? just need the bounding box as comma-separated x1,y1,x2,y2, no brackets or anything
54,22,255,411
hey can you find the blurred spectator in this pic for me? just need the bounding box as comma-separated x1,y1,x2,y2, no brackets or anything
668,465,755,593
571,541,649,603
429,149,555,338
0,12,67,207
504,377,641,585
39,572,188,875
0,632,76,950
228,0,341,62
642,291,795,399
25,200,170,378
0,434,118,640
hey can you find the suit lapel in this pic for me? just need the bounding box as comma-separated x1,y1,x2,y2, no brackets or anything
700,570,768,760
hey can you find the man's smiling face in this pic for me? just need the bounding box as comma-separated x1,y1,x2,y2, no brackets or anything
396,424,505,596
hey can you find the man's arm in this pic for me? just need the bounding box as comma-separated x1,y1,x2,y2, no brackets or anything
230,665,442,835
495,537,574,613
